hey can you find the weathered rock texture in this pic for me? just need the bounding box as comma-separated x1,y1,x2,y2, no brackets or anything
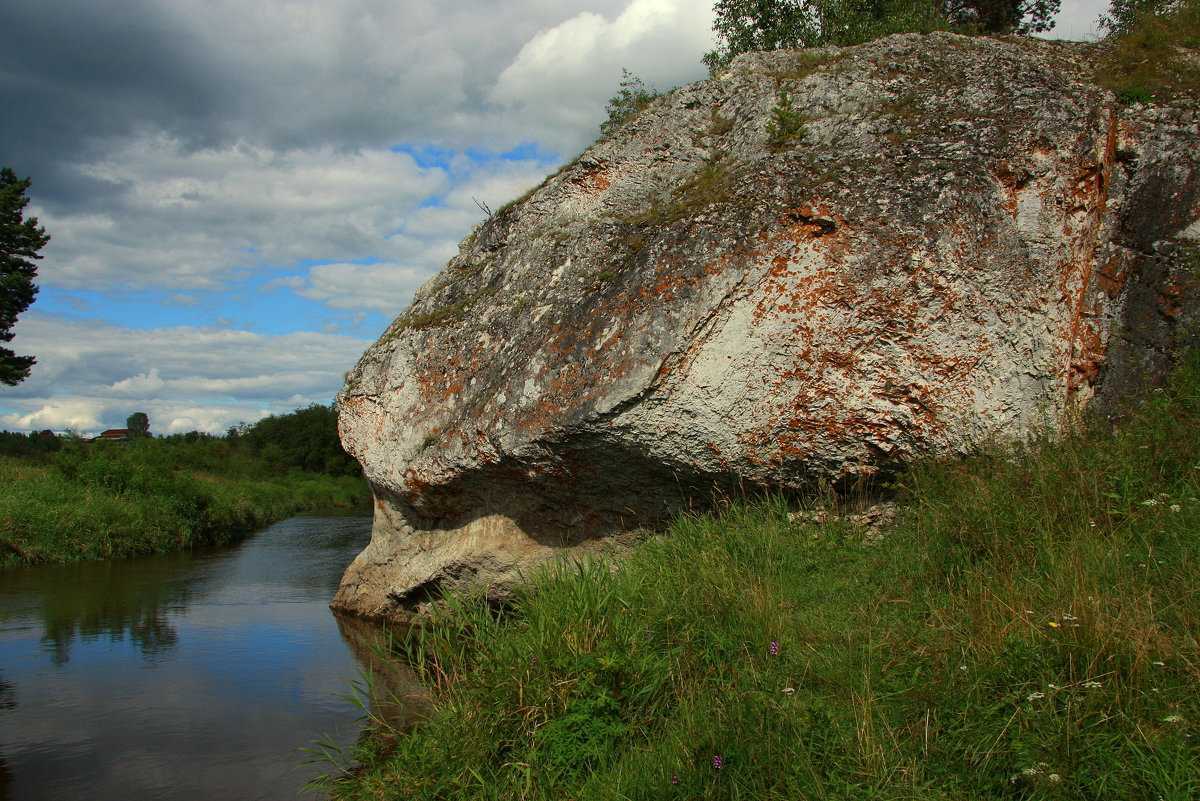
333,32,1200,620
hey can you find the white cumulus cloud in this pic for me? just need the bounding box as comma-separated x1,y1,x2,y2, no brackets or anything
0,314,371,435
491,0,715,153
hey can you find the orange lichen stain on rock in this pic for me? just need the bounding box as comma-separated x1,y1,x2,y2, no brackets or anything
704,441,735,472
507,293,642,437
746,238,983,472
993,162,1026,219
633,249,730,305
414,350,469,407
752,207,850,319
400,467,434,499
1070,163,1106,213
570,162,611,194
1096,254,1129,299
1060,118,1117,394
1158,279,1184,320
1068,319,1106,388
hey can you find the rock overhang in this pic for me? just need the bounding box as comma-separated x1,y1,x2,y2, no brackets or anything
332,32,1200,621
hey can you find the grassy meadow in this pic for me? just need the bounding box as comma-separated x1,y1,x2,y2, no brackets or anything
0,428,369,568
320,351,1200,800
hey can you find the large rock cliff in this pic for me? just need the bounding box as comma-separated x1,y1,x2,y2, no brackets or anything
332,32,1200,620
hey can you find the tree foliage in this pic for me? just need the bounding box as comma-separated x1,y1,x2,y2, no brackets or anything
1099,0,1186,36
126,412,150,438
600,69,658,136
703,0,1059,72
946,0,1061,33
0,168,49,386
226,403,360,476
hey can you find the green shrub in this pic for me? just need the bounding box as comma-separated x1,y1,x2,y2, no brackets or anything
533,679,627,782
766,88,808,150
600,69,658,137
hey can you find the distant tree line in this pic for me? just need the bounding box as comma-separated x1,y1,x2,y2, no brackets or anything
222,403,360,476
0,430,62,458
1,403,361,477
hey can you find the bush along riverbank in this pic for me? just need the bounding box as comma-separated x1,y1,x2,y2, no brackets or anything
320,352,1200,800
0,435,369,567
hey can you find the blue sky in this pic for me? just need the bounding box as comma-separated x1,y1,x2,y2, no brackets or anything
0,0,1107,435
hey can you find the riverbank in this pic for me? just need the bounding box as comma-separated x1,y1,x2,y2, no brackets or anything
0,438,369,567
321,351,1200,800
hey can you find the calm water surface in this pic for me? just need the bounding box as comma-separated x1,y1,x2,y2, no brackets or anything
0,516,421,801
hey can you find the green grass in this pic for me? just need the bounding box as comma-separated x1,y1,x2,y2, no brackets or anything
322,350,1200,800
388,286,499,336
0,438,369,567
1095,0,1200,104
619,156,737,230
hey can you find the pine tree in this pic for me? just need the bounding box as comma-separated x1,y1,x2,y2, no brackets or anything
0,168,49,386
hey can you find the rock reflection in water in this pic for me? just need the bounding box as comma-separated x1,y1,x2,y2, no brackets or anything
333,612,430,731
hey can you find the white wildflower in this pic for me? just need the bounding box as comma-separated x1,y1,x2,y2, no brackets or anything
1141,498,1159,506
782,687,795,695
1082,680,1102,689
1048,773,1062,783
1027,692,1045,701
1170,504,1181,513
1163,714,1184,724
1062,613,1078,621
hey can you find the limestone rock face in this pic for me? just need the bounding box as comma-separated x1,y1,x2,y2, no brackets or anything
332,33,1200,620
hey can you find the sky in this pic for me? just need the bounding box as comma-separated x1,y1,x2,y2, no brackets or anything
0,0,1107,436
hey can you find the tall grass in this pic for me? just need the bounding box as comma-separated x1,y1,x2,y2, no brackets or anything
325,351,1200,800
0,438,368,567
1095,0,1200,104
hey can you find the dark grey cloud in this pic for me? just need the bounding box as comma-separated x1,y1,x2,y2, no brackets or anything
2,1,717,296
1,0,233,203
1,0,638,213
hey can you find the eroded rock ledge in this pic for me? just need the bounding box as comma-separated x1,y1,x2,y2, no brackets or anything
332,32,1200,621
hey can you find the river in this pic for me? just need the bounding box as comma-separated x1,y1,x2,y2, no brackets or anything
0,516,423,801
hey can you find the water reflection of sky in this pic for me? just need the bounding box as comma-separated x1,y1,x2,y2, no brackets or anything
0,516,410,801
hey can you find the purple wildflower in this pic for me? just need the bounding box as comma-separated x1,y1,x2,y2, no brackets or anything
769,640,780,656
671,774,679,785
712,754,724,770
